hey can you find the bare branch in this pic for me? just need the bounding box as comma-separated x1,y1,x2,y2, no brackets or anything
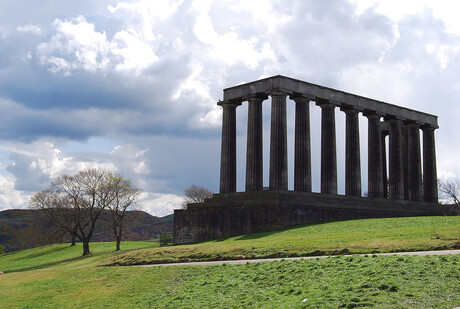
439,179,460,205
182,185,213,209
29,167,140,255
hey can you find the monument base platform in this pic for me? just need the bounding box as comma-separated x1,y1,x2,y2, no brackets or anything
173,190,456,244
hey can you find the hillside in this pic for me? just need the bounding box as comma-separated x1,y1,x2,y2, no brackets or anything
103,216,460,266
0,209,173,252
0,217,459,308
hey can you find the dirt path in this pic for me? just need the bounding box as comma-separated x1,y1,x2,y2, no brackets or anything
136,249,460,267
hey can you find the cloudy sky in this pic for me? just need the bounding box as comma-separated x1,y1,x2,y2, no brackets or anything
0,0,459,216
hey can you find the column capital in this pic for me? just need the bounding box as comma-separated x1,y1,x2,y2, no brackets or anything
405,122,422,129
340,104,363,113
270,91,288,97
290,95,314,103
421,124,439,130
247,96,267,104
384,115,405,122
341,107,361,114
218,100,242,107
363,111,384,119
316,100,337,109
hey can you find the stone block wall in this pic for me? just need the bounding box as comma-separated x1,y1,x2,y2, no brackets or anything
173,191,454,244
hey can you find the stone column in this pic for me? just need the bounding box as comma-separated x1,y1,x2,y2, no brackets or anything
381,129,388,198
388,118,404,200
407,123,422,201
423,126,438,202
219,101,240,193
402,127,409,200
317,101,337,194
246,97,264,191
365,113,384,198
269,92,288,190
342,107,361,196
293,96,311,192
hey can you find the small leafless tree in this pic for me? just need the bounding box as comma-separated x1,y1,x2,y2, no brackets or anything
439,178,460,206
30,168,126,256
182,184,213,209
106,174,140,251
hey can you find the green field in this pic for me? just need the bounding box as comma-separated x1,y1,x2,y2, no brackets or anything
104,216,460,265
0,216,459,308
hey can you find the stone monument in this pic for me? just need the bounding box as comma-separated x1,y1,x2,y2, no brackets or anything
174,75,453,244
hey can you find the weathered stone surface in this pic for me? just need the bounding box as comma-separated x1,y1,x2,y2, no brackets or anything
188,75,448,246
173,191,454,244
293,96,312,192
407,123,422,201
343,107,361,196
317,101,337,194
388,118,404,200
223,75,438,127
423,127,438,202
219,101,240,193
269,92,288,190
365,113,384,198
246,97,264,191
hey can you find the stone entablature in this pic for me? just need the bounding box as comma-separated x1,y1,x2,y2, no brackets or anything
223,75,437,126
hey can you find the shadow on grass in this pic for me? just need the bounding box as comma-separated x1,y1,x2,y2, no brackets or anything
5,250,113,274
213,222,333,241
16,245,70,260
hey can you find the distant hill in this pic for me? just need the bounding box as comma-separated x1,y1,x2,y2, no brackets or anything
0,209,173,253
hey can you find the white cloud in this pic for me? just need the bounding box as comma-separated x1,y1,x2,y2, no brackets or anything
0,174,31,210
37,16,111,74
17,24,44,35
138,192,183,217
37,14,160,75
111,29,158,72
224,0,291,31
0,140,153,192
192,0,276,69
337,63,414,105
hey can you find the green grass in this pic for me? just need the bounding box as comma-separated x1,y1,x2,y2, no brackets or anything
0,247,458,308
0,241,158,273
0,216,459,308
102,216,460,266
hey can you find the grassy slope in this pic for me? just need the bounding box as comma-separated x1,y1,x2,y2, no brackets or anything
0,244,459,308
0,216,459,308
0,241,158,273
103,216,460,265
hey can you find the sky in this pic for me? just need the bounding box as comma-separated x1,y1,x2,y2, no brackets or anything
0,0,459,216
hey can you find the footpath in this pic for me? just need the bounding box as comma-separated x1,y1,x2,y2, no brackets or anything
137,249,460,267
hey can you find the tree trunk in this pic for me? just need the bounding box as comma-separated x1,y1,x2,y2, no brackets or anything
70,233,76,246
82,240,91,256
116,236,121,251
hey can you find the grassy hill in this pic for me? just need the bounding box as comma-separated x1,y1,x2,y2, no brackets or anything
0,209,173,252
104,216,460,265
0,216,459,308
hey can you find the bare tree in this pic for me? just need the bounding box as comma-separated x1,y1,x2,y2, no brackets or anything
31,189,78,246
106,174,140,251
439,178,460,205
182,184,213,208
31,168,119,256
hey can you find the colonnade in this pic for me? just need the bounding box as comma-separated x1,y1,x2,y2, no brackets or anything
219,93,438,203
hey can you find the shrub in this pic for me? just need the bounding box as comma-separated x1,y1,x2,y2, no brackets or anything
159,232,173,246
